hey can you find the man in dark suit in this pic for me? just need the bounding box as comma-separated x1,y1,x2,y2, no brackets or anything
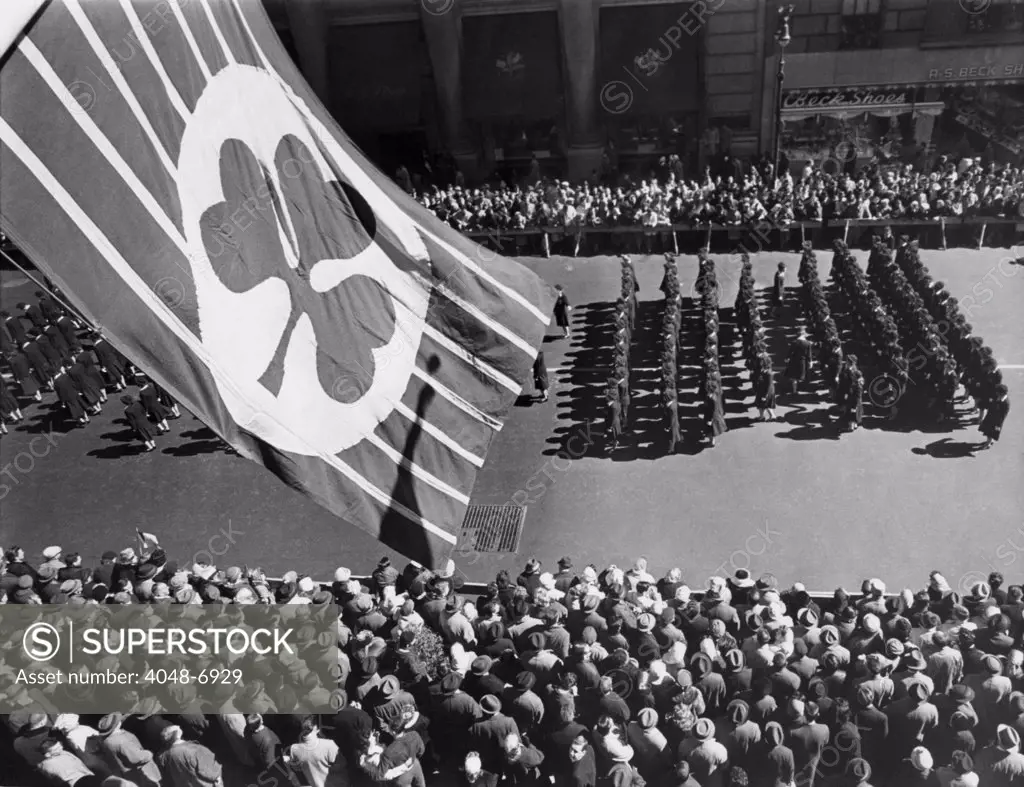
468,695,520,773
18,301,46,331
53,365,89,426
92,333,128,390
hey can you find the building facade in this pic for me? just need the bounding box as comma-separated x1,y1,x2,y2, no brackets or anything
762,0,1024,171
262,0,767,182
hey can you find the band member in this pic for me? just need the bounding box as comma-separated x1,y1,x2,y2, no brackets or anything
18,301,47,331
605,382,621,453
35,290,63,323
68,355,105,415
978,384,1010,450
706,381,727,448
2,310,29,346
122,394,157,451
553,285,572,339
616,363,630,424
533,352,549,403
154,381,181,418
783,329,813,394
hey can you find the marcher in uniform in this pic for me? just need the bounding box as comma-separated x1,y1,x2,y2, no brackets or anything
121,394,157,452
138,380,171,434
553,285,572,340
0,376,24,433
533,352,549,403
53,365,90,427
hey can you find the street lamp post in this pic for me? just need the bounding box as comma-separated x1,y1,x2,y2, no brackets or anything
773,5,793,181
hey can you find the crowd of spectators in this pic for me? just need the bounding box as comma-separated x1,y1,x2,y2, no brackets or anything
415,156,1023,235
9,540,1024,787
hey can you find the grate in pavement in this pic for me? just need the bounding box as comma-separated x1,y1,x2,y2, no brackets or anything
457,504,526,554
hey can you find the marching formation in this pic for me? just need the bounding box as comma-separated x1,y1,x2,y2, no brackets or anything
603,256,639,453
735,254,777,423
696,253,727,449
0,291,180,449
659,254,683,454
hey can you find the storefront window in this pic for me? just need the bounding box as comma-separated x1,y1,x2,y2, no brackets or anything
965,0,1024,33
933,84,1024,164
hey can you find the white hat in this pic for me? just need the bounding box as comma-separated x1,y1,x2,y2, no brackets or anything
539,572,555,590
192,562,217,581
42,546,62,560
438,559,455,579
333,567,351,583
911,747,933,770
297,577,315,594
868,578,886,594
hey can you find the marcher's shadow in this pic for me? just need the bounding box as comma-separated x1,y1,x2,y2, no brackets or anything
515,394,538,407
162,440,229,457
775,407,842,441
86,442,150,459
99,428,139,443
912,437,979,459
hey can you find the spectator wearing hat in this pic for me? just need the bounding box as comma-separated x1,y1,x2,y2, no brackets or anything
242,714,287,776
976,724,1024,785
518,559,543,595
721,699,760,775
853,685,888,769
936,750,979,787
156,725,222,787
680,717,728,785
854,653,895,708
523,631,563,686
463,656,505,703
788,700,829,787
13,713,55,767
885,681,938,765
626,707,670,782
505,671,545,739
927,631,964,695
469,696,519,773
554,557,577,596
39,544,63,572
53,715,110,777
594,676,631,726
36,563,61,603
97,714,161,787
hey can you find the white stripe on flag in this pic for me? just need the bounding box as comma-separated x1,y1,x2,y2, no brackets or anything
395,402,485,468
118,0,191,120
0,118,457,547
18,37,194,284
168,0,212,81
414,271,538,358
421,322,522,395
226,0,551,329
412,366,503,431
365,434,470,506
61,0,177,177
198,0,237,66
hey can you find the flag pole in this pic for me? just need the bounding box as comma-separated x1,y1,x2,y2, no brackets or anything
0,248,90,326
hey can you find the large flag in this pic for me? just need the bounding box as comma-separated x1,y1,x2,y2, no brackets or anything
0,0,553,567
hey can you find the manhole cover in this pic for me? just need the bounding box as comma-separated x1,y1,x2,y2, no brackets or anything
457,505,526,554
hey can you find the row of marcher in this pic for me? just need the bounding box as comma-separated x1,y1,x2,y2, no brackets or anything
735,253,778,422
659,254,683,453
696,253,728,447
893,239,1011,447
868,241,960,418
603,256,638,452
0,293,180,450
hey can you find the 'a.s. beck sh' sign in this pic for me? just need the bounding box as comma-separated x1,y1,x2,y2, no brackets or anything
783,88,909,111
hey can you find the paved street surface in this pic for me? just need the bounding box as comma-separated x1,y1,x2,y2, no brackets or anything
1,247,1022,591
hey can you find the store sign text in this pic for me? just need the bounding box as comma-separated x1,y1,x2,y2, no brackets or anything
783,89,907,111
927,64,1024,81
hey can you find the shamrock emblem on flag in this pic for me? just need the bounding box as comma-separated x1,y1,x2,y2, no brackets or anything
496,51,525,76
178,65,429,456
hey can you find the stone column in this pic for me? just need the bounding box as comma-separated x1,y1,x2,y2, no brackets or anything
419,2,479,181
559,0,604,181
285,0,329,109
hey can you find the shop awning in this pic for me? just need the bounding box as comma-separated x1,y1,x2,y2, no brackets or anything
462,11,563,120
329,22,426,129
782,100,946,122
781,44,1024,90
599,3,702,117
